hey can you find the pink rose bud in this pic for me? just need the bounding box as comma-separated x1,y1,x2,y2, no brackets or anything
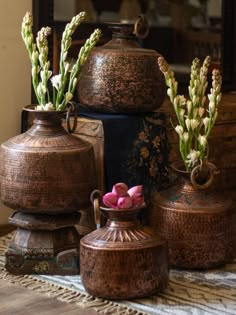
117,196,133,209
112,182,128,197
102,192,118,208
128,185,144,207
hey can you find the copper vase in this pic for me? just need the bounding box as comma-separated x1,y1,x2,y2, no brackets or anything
78,16,165,113
80,193,169,300
149,161,234,269
0,105,97,274
0,105,96,213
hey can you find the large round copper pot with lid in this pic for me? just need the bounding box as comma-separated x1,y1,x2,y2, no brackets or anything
78,16,166,113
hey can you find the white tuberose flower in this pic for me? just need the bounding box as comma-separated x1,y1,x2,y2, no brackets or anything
203,117,210,129
198,135,207,148
187,149,200,164
185,118,191,131
190,119,199,130
51,74,62,91
175,125,184,138
183,132,189,143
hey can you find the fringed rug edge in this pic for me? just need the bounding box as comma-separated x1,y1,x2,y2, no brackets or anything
0,233,147,315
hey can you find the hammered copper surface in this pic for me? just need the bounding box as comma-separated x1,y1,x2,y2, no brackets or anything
80,206,168,300
0,108,97,213
78,23,165,113
149,163,234,269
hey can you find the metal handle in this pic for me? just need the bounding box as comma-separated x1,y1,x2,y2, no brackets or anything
133,15,149,39
190,159,219,189
66,101,77,133
90,190,102,228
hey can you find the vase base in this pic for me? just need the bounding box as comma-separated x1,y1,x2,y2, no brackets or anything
5,212,81,275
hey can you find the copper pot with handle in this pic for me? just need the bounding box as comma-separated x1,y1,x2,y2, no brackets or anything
78,15,166,114
80,190,169,300
149,160,235,269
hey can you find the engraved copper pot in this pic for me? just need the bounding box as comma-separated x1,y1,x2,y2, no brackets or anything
80,192,169,300
149,161,234,269
78,16,165,114
0,105,97,213
0,104,97,275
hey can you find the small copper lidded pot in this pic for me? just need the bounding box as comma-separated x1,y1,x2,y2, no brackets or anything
80,190,169,300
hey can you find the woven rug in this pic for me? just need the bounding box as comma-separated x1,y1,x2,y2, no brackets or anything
0,233,236,315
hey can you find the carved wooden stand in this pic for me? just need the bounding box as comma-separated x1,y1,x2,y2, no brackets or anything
5,212,81,275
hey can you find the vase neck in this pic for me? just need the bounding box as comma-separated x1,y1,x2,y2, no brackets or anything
27,111,67,137
101,208,142,229
176,172,213,193
106,218,140,229
108,23,136,40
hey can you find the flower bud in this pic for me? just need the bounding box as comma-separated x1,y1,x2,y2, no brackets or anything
208,94,214,102
193,108,198,118
213,110,218,122
175,125,183,138
32,51,38,63
185,118,191,131
216,93,222,104
31,66,37,78
41,84,47,95
173,97,179,110
44,102,54,111
102,192,118,208
179,108,185,119
127,185,143,196
209,101,215,113
203,117,210,129
198,135,207,148
112,182,128,197
187,149,200,163
198,107,205,117
72,77,78,90
64,61,70,73
128,185,144,207
130,194,144,207
190,119,199,130
167,88,173,99
37,83,43,96
27,34,33,46
192,95,199,106
65,92,73,103
187,100,192,113
183,132,189,143
201,95,206,106
63,51,68,61
117,196,133,209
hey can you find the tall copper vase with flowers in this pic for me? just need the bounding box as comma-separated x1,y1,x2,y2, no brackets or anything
0,12,101,274
148,56,234,269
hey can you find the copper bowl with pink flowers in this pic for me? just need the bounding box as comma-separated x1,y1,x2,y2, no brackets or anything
102,182,144,209
79,182,169,300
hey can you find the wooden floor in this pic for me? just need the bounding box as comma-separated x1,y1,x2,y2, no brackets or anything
0,279,98,315
0,225,98,315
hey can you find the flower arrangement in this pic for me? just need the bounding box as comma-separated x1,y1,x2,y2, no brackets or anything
158,55,222,172
21,12,102,111
102,183,144,209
